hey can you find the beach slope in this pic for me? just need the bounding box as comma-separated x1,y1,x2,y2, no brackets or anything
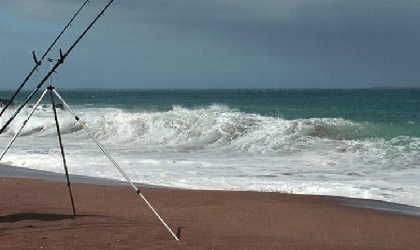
1,176,420,249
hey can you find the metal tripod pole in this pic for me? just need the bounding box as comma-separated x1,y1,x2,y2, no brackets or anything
48,86,76,217
47,58,76,217
52,89,179,241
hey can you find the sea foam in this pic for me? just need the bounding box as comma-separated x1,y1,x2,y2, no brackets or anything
1,104,419,207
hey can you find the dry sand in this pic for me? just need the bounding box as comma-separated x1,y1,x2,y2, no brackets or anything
1,177,420,249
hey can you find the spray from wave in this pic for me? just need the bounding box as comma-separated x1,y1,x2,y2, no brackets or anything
63,105,365,152
1,104,418,155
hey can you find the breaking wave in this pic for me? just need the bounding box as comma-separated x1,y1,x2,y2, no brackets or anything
0,105,360,148
2,104,418,155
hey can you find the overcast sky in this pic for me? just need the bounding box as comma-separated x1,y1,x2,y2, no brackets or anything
1,0,420,89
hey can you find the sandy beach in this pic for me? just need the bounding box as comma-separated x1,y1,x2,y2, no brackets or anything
1,167,420,249
2,0,420,249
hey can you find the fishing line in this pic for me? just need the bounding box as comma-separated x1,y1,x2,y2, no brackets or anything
0,0,115,135
0,0,91,118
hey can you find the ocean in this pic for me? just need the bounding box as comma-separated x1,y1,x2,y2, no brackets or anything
0,89,419,207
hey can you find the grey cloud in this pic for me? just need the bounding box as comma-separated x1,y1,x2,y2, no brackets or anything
2,0,420,88
106,1,420,59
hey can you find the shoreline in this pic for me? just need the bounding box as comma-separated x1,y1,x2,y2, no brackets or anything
1,163,419,218
0,163,130,187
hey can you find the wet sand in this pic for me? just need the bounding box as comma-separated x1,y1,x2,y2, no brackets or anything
1,166,420,249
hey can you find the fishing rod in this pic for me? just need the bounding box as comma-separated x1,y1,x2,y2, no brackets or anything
0,0,91,118
0,0,115,135
1,1,181,241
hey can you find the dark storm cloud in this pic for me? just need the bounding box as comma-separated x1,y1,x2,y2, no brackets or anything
105,1,420,50
108,0,420,86
1,0,420,88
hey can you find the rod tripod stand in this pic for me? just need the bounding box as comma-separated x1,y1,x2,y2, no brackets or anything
0,63,179,241
0,85,77,217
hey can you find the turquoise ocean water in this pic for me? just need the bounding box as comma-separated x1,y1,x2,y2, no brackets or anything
0,89,419,206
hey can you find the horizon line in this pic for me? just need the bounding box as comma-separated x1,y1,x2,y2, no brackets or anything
1,86,419,91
